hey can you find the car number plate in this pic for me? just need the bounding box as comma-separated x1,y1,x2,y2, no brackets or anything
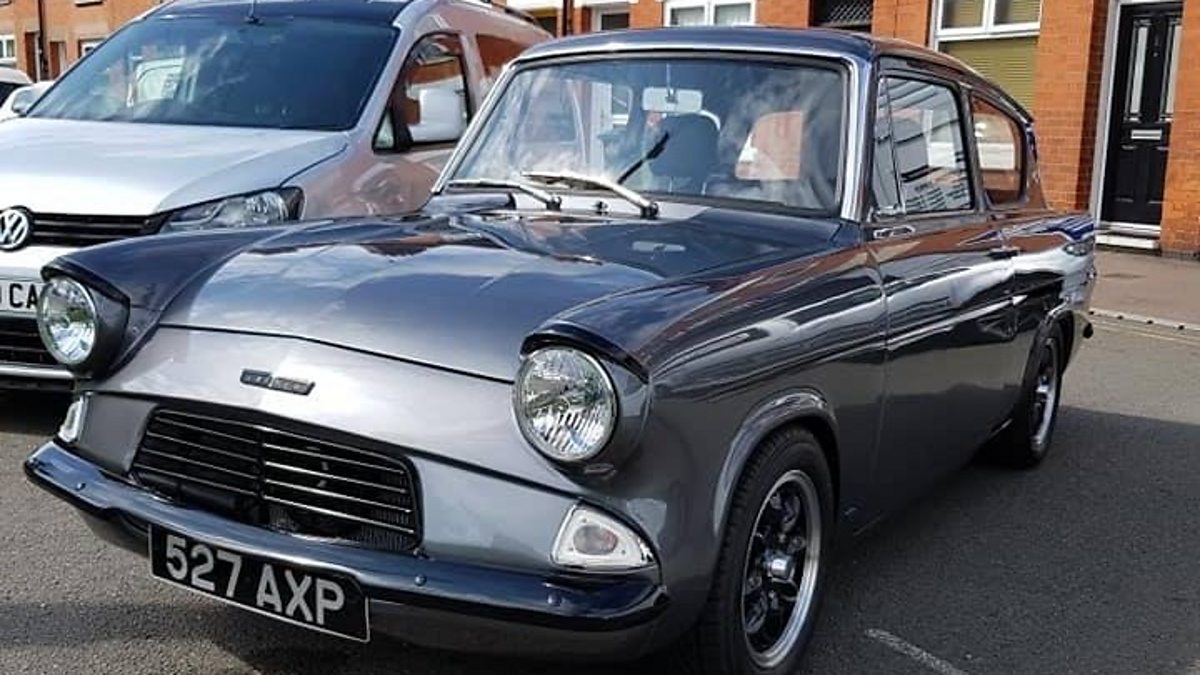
0,280,41,316
148,525,370,641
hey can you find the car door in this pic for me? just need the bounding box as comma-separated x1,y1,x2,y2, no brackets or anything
866,71,1017,503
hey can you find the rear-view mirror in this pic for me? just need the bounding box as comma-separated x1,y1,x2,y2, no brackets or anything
642,87,703,115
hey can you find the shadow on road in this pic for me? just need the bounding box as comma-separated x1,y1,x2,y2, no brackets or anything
0,392,68,437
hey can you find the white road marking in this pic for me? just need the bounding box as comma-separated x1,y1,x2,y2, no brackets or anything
865,628,970,675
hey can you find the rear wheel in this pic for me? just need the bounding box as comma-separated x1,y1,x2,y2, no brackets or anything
679,427,833,674
991,323,1064,468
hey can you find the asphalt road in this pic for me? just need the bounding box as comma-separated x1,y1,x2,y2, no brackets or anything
2,315,1198,674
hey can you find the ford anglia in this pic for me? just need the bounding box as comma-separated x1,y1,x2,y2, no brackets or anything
25,28,1095,673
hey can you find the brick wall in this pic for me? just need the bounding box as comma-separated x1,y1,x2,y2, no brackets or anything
629,0,661,28
756,0,811,27
1030,0,1108,213
1162,0,1200,256
871,0,931,45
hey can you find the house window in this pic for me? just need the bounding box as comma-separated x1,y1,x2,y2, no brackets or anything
934,0,1040,107
665,0,754,26
814,0,873,31
593,7,630,31
79,38,105,57
0,35,16,68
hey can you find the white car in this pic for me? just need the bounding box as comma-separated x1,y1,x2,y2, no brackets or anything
0,66,31,111
0,81,54,121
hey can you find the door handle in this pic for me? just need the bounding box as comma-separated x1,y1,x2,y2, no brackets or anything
987,246,1020,260
872,225,916,240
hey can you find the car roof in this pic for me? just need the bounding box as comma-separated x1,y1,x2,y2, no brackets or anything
518,27,1031,119
151,0,415,24
0,66,31,86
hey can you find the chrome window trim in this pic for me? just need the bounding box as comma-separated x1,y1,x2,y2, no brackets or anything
434,44,867,223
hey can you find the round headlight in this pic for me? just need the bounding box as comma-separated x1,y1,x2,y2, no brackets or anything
37,277,98,366
515,346,617,462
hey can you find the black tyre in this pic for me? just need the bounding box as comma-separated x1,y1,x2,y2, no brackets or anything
679,427,834,675
990,322,1065,468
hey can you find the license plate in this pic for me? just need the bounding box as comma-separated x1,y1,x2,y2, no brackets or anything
0,280,41,316
149,525,370,641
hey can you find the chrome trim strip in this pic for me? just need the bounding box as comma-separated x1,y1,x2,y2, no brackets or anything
0,363,72,380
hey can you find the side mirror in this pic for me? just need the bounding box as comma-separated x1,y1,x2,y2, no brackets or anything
10,91,34,117
408,87,466,144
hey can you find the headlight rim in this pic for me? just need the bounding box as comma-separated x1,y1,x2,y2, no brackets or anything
36,272,130,377
37,275,99,367
514,344,619,465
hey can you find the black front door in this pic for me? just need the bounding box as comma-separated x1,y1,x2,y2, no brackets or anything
1101,2,1183,228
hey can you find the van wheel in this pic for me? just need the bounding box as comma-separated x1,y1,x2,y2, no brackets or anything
991,323,1065,468
679,427,833,674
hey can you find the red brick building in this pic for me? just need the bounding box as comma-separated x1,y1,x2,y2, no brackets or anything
507,0,1200,257
3,0,1197,256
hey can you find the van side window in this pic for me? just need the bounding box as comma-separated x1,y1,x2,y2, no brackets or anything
971,96,1026,206
375,34,469,152
881,77,973,214
476,34,527,95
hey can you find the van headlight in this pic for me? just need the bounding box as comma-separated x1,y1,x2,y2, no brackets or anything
161,189,302,232
37,277,98,366
514,346,617,463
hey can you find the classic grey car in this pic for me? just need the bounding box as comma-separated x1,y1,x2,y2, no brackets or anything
26,28,1096,673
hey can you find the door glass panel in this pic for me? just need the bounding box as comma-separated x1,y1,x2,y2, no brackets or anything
714,3,753,25
871,85,902,214
668,6,707,25
885,78,973,214
941,0,984,29
994,0,1040,25
972,97,1024,205
1126,22,1149,120
1163,20,1182,119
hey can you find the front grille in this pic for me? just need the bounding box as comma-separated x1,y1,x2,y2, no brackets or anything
0,316,56,367
130,408,421,553
29,213,161,247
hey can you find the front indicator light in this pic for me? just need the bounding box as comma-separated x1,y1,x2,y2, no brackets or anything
552,505,653,572
58,396,88,445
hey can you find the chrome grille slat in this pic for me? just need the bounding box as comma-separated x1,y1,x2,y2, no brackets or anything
262,495,418,535
130,407,421,553
264,461,410,494
263,479,414,513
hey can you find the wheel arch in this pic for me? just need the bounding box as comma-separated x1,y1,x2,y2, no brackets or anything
712,389,840,541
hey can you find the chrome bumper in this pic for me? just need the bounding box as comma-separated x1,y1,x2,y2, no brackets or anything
24,441,670,658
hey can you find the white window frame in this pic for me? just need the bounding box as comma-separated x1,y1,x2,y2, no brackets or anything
932,0,1041,46
79,38,105,57
664,0,756,27
0,35,16,68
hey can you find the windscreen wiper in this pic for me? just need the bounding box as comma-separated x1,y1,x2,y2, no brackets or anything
522,170,660,219
444,178,563,211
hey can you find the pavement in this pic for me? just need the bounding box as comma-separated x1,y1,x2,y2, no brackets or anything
0,252,1198,674
1092,250,1200,328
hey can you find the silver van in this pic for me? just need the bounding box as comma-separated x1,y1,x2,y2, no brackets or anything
0,0,547,388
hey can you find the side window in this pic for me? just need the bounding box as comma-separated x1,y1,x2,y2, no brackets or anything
475,34,527,95
375,34,469,152
871,82,902,215
881,77,973,215
971,96,1025,206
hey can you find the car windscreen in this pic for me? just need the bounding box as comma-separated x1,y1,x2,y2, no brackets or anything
451,57,847,214
29,16,396,131
0,82,18,106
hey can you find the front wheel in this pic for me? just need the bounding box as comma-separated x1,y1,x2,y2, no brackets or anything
679,427,833,674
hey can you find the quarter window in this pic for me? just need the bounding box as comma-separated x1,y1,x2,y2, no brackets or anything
882,77,973,215
971,97,1024,205
376,34,469,151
